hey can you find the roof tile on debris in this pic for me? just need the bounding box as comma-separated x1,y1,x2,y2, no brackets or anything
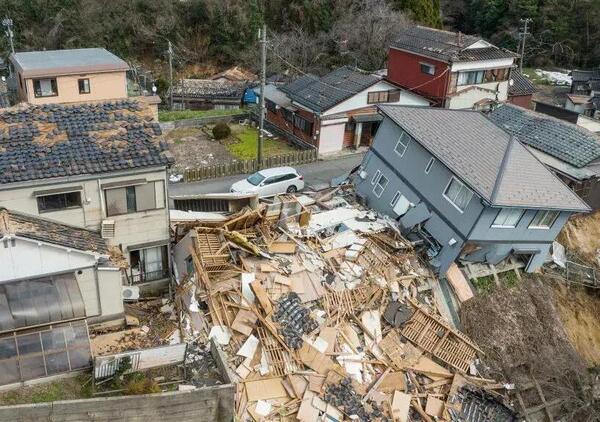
280,66,381,113
508,70,536,96
0,99,170,185
0,207,109,254
391,25,517,63
170,79,247,99
489,103,600,168
379,105,589,211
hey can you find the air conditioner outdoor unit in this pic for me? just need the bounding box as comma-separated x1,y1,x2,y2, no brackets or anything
101,220,115,238
122,286,140,301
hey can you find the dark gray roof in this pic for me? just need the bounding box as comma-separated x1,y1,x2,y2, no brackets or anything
0,208,109,254
280,67,380,113
571,69,600,83
488,103,600,168
509,70,536,96
390,25,517,63
378,105,589,212
10,48,129,78
0,99,170,185
170,79,247,99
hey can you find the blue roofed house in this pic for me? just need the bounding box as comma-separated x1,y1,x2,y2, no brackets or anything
489,103,600,210
354,106,590,276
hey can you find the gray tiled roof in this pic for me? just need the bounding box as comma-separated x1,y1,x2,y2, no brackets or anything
378,105,589,212
169,79,247,99
10,48,129,77
0,99,171,185
0,208,109,254
280,67,380,113
488,103,600,168
571,69,600,83
390,25,516,63
508,70,536,96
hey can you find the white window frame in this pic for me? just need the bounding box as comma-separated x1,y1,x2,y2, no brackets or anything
491,208,524,228
425,157,435,174
373,173,389,198
371,170,381,185
528,210,559,230
394,132,410,157
390,191,401,207
443,176,473,213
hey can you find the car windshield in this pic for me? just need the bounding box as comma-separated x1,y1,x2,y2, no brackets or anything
246,172,266,186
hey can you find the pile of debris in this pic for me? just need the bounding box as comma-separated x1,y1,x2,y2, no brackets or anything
171,187,517,421
90,299,179,356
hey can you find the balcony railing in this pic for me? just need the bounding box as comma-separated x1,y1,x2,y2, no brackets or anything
130,268,169,284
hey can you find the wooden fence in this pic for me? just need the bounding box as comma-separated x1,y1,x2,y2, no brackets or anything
183,149,318,182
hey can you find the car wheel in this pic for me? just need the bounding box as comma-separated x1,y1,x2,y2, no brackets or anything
286,185,297,193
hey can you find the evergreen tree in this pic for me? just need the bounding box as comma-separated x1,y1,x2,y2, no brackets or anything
392,0,442,28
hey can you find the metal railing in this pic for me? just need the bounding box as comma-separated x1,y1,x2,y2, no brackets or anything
130,268,170,284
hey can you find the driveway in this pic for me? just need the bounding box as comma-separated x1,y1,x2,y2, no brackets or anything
168,153,365,196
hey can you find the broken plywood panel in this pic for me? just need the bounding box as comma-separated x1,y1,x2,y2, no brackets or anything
377,371,407,393
245,378,288,402
268,241,297,254
298,342,335,375
391,391,411,422
409,356,452,380
378,330,423,370
446,263,474,303
231,309,258,336
425,395,444,418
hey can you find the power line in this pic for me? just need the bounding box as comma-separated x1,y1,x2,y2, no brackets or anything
267,38,450,100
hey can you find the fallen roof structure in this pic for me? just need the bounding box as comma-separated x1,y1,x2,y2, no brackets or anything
170,186,517,421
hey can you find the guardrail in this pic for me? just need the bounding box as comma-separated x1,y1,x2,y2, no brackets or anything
183,149,318,182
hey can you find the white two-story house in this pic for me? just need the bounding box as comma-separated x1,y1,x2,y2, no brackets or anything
0,98,173,292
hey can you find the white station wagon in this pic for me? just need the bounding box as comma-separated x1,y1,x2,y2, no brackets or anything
230,166,305,197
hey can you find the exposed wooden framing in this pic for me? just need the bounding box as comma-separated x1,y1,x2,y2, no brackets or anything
257,327,297,376
401,300,481,373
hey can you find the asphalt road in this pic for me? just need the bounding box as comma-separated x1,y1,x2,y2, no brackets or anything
168,153,364,196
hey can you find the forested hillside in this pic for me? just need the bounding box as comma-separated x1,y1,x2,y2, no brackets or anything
0,0,598,80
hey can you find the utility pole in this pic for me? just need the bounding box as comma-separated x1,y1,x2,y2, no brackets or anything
257,24,267,169
519,18,532,72
2,18,14,55
168,40,174,110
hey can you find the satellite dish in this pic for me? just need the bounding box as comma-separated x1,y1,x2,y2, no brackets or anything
509,79,514,86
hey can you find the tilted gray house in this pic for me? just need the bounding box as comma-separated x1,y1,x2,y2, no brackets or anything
355,106,590,275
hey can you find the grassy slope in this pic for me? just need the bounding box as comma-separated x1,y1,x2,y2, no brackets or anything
226,126,297,160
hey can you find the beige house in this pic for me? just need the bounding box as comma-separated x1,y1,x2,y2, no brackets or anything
9,48,129,105
0,98,173,292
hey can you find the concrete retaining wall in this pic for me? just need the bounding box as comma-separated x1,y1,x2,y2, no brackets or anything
0,341,236,422
0,384,234,422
